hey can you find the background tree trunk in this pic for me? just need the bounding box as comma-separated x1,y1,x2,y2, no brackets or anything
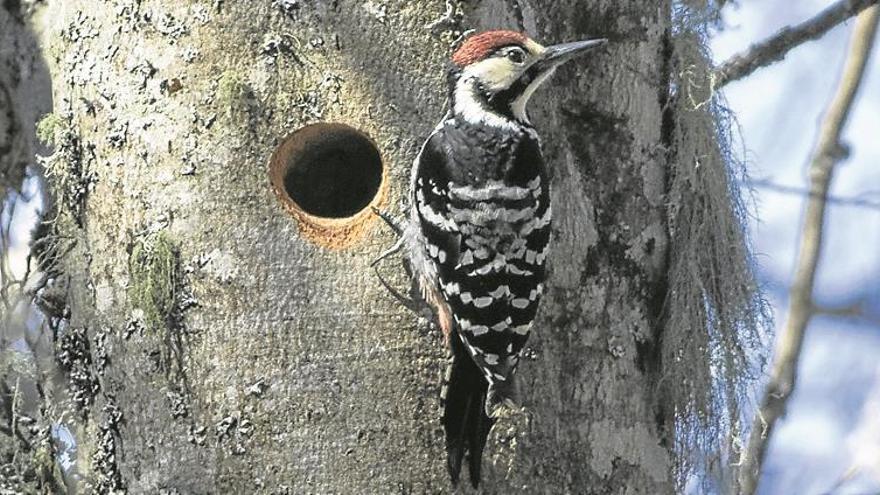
1,2,51,194
34,0,677,492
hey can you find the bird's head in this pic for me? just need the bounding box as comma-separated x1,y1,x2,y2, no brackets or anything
448,30,606,127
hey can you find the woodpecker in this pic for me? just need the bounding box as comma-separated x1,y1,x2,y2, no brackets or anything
404,30,606,487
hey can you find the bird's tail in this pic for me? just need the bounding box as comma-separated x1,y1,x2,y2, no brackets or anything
441,334,495,488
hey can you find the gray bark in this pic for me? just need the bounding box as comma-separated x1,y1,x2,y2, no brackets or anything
33,0,676,492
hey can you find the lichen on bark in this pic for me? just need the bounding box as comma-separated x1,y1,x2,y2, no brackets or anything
128,231,180,335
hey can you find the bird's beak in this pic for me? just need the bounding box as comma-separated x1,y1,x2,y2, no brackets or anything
538,38,608,69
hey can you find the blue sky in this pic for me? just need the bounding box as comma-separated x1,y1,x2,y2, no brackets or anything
712,1,880,493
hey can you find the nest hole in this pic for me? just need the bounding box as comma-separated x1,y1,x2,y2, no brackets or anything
269,123,387,248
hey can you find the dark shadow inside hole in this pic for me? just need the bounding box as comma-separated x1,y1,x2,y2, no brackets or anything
282,125,383,218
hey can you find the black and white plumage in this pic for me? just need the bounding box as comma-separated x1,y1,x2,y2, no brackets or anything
403,30,606,487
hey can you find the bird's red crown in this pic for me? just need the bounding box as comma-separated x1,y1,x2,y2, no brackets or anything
451,30,529,67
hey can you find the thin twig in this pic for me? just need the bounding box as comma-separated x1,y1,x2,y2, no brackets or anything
812,300,880,326
746,178,880,210
737,7,880,495
713,0,880,88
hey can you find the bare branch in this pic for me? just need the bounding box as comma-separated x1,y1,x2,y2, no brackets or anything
713,0,880,88
737,7,880,494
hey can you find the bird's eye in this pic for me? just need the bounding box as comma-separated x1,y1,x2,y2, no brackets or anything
506,47,526,64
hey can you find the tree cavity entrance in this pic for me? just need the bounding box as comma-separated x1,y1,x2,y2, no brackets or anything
269,123,387,249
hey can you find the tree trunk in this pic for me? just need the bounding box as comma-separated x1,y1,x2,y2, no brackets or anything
35,0,676,492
